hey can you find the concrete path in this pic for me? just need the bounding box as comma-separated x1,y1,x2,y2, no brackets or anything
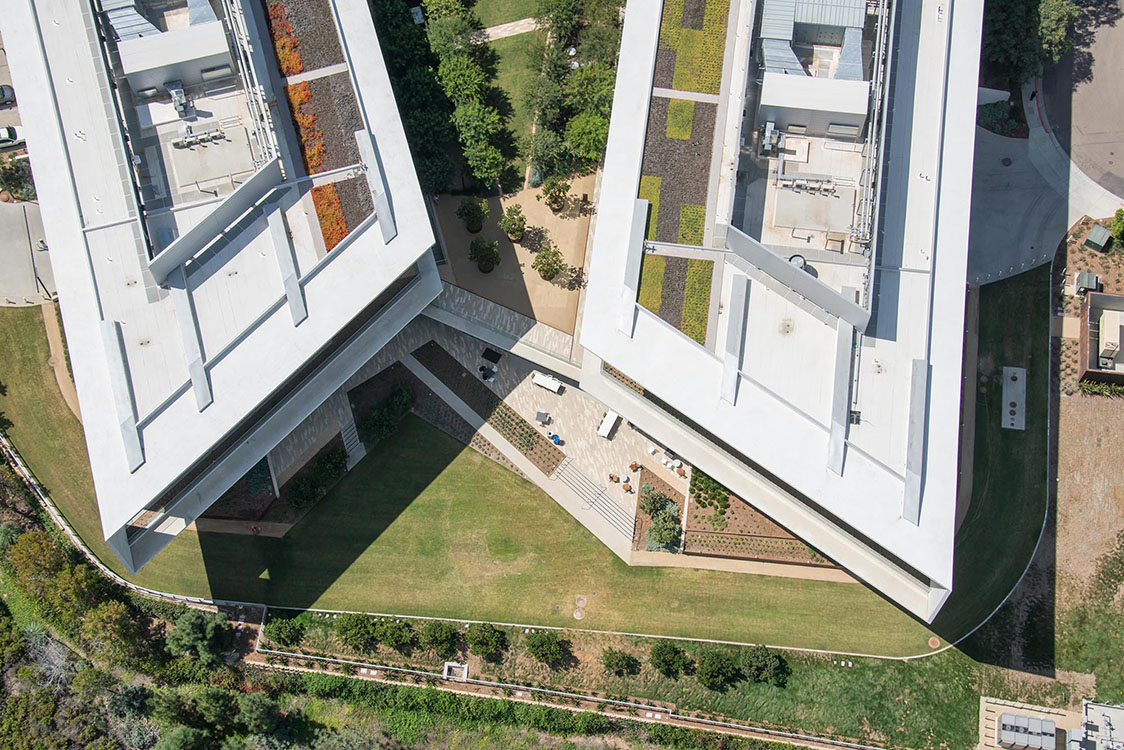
282,62,349,87
967,80,1124,284
651,87,720,105
630,549,855,583
40,301,80,422
475,17,536,43
191,518,293,538
0,201,52,305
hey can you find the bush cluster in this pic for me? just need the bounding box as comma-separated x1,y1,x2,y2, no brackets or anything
639,484,682,552
288,442,349,511
358,383,414,445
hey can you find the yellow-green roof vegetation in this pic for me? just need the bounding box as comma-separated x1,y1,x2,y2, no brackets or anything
638,253,666,314
681,258,714,345
659,0,730,95
678,204,705,246
638,174,662,241
666,99,695,140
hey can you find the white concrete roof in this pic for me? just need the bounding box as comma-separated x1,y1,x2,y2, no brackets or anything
760,72,870,115
117,20,228,76
580,0,982,618
3,0,435,544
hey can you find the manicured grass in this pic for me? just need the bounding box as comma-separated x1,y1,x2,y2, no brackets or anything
0,308,935,655
638,174,661,241
680,257,713,344
931,266,1050,641
666,99,695,140
472,0,537,28
659,0,729,95
490,31,546,144
638,254,667,315
678,204,704,246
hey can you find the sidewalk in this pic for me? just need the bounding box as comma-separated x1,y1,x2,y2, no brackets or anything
40,300,80,422
475,17,536,42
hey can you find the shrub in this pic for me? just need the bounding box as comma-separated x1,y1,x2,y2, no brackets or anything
741,645,789,687
154,725,208,750
263,617,305,648
564,111,610,162
194,686,237,732
649,641,690,679
335,614,378,653
525,631,567,668
165,610,233,667
466,623,506,661
1113,208,1124,247
600,647,640,676
237,691,280,734
531,239,566,280
358,384,414,445
419,621,459,659
0,522,22,554
286,443,349,511
374,620,414,652
109,684,150,719
538,175,570,212
0,158,36,201
469,238,500,272
498,204,526,241
312,184,348,251
456,198,489,233
695,650,739,691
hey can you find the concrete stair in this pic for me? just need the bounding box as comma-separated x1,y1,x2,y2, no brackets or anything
552,458,635,538
341,420,365,470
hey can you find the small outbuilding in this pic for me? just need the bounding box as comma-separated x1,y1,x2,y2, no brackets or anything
1084,224,1112,252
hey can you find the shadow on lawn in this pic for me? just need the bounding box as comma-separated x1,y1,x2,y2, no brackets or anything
928,266,1058,676
196,415,464,610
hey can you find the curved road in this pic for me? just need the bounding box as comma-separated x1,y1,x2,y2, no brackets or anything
1042,1,1124,197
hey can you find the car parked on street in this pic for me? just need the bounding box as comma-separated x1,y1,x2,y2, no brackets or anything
0,126,24,148
0,85,14,106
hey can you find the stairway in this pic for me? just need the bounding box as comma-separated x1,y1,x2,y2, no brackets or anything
552,459,635,538
341,420,365,470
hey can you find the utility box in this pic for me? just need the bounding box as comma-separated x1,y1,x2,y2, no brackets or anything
1085,223,1112,252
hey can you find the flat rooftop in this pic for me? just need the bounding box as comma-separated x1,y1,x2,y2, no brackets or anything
580,0,981,620
4,0,437,569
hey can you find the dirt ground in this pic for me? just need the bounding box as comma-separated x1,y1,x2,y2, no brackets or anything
436,173,595,334
1055,393,1124,604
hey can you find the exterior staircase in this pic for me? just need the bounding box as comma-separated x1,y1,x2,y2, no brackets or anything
552,458,635,538
340,419,365,470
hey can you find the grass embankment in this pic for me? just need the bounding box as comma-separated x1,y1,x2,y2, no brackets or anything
932,267,1050,641
0,308,934,654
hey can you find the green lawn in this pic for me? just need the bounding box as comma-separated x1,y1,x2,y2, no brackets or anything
681,257,713,344
931,266,1051,641
472,0,537,28
490,31,545,144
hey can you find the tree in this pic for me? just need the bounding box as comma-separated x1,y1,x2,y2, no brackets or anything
525,128,567,180
237,692,280,735
81,600,138,666
0,158,35,201
108,684,150,719
525,631,566,668
525,76,565,129
194,687,237,733
600,647,640,676
165,610,233,667
538,175,570,212
463,140,505,186
1038,0,1079,65
452,100,501,148
155,726,208,750
466,623,506,661
650,641,690,678
532,239,566,280
564,63,616,117
0,523,22,554
741,645,790,687
418,620,459,659
536,0,580,40
262,617,305,648
415,150,454,195
70,666,116,699
334,614,378,653
374,620,414,652
7,531,69,599
422,0,470,20
1112,209,1124,248
649,506,682,550
582,0,625,26
437,53,487,107
425,15,477,58
565,111,610,162
695,650,739,691
456,198,489,233
150,690,199,727
497,204,526,241
579,21,622,65
469,238,500,272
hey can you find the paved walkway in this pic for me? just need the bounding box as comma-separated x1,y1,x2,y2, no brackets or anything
0,201,52,305
40,301,80,422
651,87,720,105
475,17,536,42
191,518,292,538
966,80,1124,284
282,62,350,86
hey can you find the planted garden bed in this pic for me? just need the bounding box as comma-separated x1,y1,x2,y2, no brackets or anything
639,98,715,244
684,470,837,567
282,72,362,176
311,176,372,252
631,466,685,552
265,435,348,523
263,0,344,75
637,255,713,345
653,0,729,94
411,341,565,475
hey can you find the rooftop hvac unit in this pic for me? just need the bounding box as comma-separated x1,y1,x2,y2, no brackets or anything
1100,309,1122,361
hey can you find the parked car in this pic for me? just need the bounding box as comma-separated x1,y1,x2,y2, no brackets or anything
0,126,24,148
0,85,14,106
